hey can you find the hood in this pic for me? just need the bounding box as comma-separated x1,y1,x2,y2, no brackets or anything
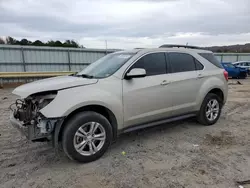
12,76,98,98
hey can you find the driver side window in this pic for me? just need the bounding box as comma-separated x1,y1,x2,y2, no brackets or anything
130,52,167,76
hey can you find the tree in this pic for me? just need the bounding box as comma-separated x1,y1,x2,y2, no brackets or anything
32,40,44,46
70,40,79,48
63,40,71,47
46,40,55,47
54,40,63,47
63,39,80,48
20,38,32,45
3,36,84,48
0,37,5,44
6,36,16,45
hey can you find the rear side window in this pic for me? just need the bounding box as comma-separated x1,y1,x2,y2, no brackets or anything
131,52,166,76
223,63,234,68
195,59,204,70
199,53,223,68
244,62,250,66
168,53,196,73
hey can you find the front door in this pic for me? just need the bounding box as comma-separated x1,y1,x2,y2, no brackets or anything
122,52,172,127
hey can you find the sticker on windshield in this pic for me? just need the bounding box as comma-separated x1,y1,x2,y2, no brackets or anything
118,54,131,59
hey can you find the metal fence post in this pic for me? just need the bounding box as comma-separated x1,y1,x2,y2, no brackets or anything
236,54,239,61
21,47,27,83
220,54,223,63
67,50,71,71
21,47,26,72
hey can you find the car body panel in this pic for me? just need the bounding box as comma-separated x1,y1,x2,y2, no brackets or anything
40,76,124,129
12,76,98,98
195,70,228,108
122,74,173,127
166,70,201,116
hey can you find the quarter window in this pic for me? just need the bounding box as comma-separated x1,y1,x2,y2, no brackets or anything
195,59,204,70
131,52,166,76
168,53,196,73
199,53,223,68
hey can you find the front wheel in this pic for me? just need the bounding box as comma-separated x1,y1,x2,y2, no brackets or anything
197,93,222,126
62,111,113,163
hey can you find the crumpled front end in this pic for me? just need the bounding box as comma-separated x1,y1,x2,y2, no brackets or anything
9,91,64,142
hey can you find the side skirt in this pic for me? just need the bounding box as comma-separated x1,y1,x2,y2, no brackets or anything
120,113,197,134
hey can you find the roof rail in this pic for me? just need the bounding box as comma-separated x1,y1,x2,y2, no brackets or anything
159,44,203,50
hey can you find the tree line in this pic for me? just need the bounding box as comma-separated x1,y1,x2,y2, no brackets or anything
205,43,250,53
0,36,85,48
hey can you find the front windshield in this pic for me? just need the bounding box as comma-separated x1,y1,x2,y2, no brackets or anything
77,52,135,78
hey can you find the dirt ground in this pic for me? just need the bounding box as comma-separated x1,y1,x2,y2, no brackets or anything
1,79,250,188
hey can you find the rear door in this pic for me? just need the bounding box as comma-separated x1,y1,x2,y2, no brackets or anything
166,52,203,116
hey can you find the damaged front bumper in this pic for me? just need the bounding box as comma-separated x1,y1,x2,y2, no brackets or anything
10,113,64,142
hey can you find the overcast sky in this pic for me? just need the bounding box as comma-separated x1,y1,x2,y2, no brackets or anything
0,0,250,49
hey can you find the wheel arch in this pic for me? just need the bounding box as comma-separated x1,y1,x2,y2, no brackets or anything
207,88,224,102
56,104,118,146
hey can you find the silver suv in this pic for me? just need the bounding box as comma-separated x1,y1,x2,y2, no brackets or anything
10,45,228,162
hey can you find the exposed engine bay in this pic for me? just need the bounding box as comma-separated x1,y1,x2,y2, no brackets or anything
10,91,60,141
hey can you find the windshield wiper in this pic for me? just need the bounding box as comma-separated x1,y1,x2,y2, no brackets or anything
78,74,94,79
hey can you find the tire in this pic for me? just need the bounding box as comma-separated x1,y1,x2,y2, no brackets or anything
62,111,113,163
197,93,222,126
239,72,247,79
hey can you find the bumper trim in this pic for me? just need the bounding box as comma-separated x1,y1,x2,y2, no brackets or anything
10,113,65,142
10,114,29,138
10,114,49,141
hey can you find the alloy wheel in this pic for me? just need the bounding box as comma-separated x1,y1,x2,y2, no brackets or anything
206,99,220,121
73,122,106,156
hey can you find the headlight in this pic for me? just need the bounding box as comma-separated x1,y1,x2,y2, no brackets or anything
29,91,57,110
38,96,56,109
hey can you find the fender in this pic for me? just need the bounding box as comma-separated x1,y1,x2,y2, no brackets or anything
195,76,227,111
40,82,124,129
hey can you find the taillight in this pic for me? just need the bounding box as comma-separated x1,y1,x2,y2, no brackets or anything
223,70,228,81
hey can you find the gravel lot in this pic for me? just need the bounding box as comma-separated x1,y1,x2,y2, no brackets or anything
1,79,250,188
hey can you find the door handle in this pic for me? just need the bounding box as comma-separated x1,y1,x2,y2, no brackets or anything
197,74,204,79
161,80,170,85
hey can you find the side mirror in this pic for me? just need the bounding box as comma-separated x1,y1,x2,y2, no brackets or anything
125,68,146,79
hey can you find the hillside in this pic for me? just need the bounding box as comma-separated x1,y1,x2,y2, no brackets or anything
204,43,250,53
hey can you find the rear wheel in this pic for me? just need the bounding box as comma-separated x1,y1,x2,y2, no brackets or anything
197,93,222,126
62,111,113,163
239,72,247,79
